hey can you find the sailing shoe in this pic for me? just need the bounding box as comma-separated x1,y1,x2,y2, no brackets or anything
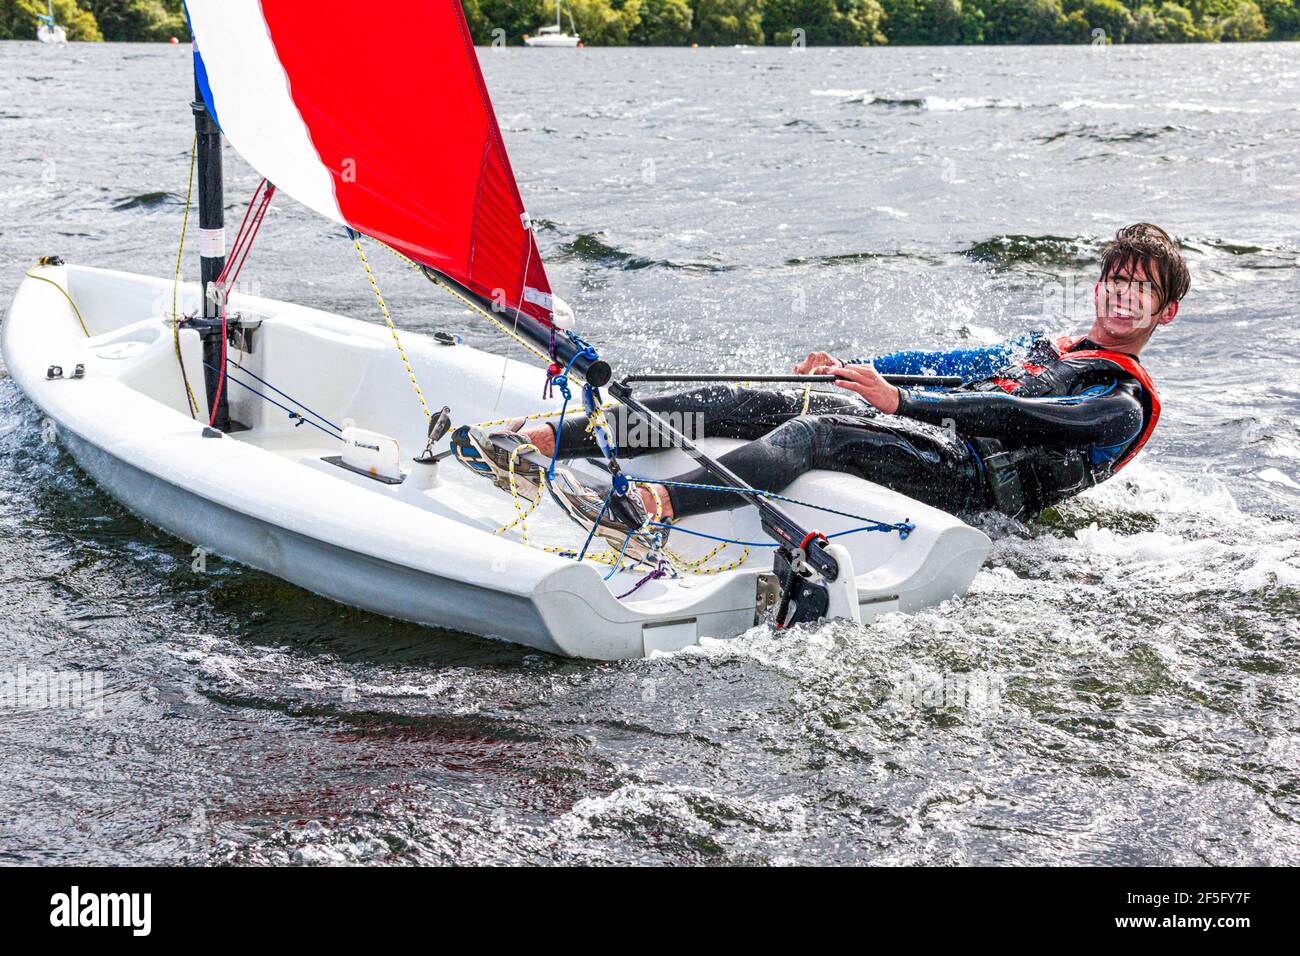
545,467,670,563
450,424,545,498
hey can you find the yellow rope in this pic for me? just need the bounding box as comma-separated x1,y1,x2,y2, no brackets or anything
800,382,812,416
364,237,623,427
375,240,552,364
172,134,200,417
353,237,433,422
492,442,544,541
25,266,89,337
544,544,649,572
356,239,749,577
665,543,751,575
432,274,552,364
474,401,621,431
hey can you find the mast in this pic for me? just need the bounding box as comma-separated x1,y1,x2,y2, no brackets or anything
556,0,562,31
192,62,229,430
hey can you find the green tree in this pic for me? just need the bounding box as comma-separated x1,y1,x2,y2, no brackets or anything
0,0,102,40
1131,2,1203,39
1215,0,1268,36
79,0,187,41
1184,0,1237,21
465,0,550,44
762,0,886,44
691,0,766,43
1062,0,1135,41
1258,0,1300,35
836,0,889,42
631,0,694,42
568,0,643,43
1160,1,1205,37
881,0,983,43
982,0,1070,41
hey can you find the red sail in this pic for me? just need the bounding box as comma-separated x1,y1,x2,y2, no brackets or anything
256,0,553,323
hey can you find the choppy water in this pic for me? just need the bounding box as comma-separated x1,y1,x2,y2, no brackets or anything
2,41,1299,865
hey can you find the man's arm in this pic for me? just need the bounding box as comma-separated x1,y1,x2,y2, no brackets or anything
823,363,1145,448
895,382,1146,447
795,334,1039,381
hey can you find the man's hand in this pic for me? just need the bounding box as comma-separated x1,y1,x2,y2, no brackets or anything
794,351,843,374
813,363,901,414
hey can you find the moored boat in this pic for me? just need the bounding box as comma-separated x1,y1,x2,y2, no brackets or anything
524,1,581,46
36,1,67,43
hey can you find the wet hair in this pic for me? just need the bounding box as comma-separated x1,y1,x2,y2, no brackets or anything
1100,223,1190,312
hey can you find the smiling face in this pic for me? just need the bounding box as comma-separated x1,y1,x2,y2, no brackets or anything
1091,257,1179,354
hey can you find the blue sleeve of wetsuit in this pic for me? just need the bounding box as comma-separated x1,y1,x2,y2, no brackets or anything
849,332,1040,383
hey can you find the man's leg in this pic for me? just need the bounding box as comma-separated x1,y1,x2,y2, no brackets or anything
522,384,865,461
660,412,989,518
537,406,989,552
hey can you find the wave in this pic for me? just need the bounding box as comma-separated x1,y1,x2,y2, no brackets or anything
1060,98,1286,115
962,234,1097,269
555,232,730,273
923,96,1025,112
111,191,179,211
811,90,1024,111
863,96,927,109
783,234,1293,274
784,250,941,268
1188,238,1266,256
1036,124,1183,145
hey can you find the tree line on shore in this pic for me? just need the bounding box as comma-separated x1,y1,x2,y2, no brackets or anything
1,0,1294,44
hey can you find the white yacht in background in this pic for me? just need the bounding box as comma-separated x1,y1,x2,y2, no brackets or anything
37,1,67,44
524,1,580,47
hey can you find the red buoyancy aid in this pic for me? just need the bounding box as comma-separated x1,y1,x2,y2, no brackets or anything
986,334,1160,472
1053,336,1160,470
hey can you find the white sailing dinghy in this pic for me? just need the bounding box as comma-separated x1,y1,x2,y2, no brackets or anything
525,1,581,47
2,0,990,659
36,2,67,44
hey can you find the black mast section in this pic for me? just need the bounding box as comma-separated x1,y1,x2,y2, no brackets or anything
192,70,229,430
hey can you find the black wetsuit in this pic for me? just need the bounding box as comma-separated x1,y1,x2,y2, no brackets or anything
551,333,1155,521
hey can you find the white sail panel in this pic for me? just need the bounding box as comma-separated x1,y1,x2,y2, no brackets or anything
186,0,342,226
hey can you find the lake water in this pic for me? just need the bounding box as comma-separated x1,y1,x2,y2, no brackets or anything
1,41,1298,864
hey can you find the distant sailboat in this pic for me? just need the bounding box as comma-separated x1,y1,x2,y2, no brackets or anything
36,1,67,44
524,0,580,47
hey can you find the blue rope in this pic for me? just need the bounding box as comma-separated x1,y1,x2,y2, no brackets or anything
645,520,908,549
544,390,570,481
226,360,343,433
544,347,598,480
629,475,914,538
576,489,613,562
202,363,343,442
647,522,777,548
603,529,636,580
559,467,912,573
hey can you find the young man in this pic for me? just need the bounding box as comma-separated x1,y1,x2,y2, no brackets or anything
456,223,1189,556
